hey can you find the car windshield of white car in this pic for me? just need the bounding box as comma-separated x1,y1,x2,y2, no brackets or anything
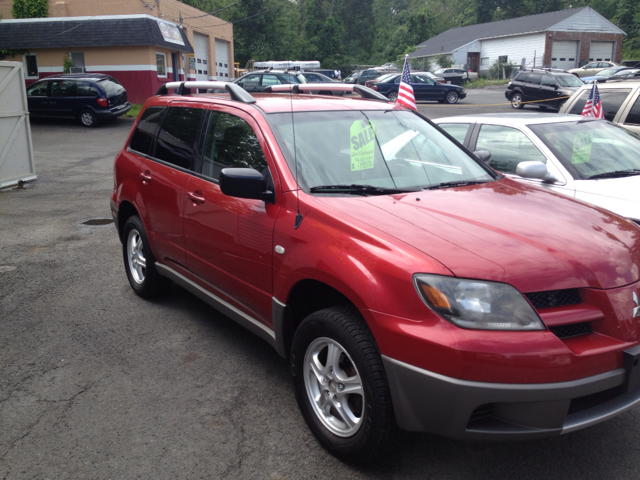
268,110,495,194
556,75,584,87
529,121,640,180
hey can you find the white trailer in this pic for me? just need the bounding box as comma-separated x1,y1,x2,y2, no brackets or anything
253,60,321,70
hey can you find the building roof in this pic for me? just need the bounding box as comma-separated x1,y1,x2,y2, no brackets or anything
409,7,606,58
0,14,193,52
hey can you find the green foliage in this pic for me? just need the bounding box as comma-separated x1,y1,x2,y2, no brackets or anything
63,54,73,74
435,54,453,68
12,0,48,18
488,59,516,79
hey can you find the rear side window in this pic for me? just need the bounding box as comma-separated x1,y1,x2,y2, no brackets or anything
155,107,206,169
568,89,631,121
129,107,165,156
515,73,529,82
77,81,98,97
200,112,268,180
438,123,471,144
526,74,541,85
99,79,125,96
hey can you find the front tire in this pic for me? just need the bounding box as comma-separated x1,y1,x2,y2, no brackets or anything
290,306,400,462
122,215,172,298
79,109,98,127
445,90,459,104
511,92,525,109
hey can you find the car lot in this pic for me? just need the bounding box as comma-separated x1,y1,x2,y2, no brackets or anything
3,90,640,478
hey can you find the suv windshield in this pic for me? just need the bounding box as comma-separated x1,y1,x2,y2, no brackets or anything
555,75,584,87
530,120,640,180
268,110,494,193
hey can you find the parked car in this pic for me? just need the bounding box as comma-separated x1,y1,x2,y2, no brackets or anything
26,73,130,127
299,71,344,95
305,69,339,80
434,67,478,82
343,69,380,85
621,60,640,68
505,69,584,110
609,69,640,80
228,70,307,92
559,78,640,135
434,113,640,221
112,80,640,463
364,73,399,88
370,73,466,103
568,61,620,78
581,66,634,83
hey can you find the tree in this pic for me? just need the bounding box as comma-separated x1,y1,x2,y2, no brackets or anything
12,0,48,18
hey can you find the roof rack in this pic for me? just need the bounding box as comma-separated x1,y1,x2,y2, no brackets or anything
262,83,390,102
155,81,256,104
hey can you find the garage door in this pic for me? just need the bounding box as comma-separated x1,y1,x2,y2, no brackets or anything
551,41,578,70
193,32,210,82
215,40,230,81
589,41,614,62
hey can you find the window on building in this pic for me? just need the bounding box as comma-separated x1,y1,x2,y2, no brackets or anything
156,53,167,77
481,57,490,66
70,52,85,73
24,54,38,78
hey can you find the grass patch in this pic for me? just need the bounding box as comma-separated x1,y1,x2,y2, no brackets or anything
464,78,511,88
125,104,142,118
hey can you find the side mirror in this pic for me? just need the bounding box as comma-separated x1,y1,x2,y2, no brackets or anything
516,161,560,183
473,149,491,165
219,168,275,203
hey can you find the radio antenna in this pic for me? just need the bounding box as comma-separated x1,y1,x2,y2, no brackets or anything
291,83,303,229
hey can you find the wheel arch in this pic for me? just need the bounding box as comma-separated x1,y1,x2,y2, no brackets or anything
274,279,360,359
116,200,139,242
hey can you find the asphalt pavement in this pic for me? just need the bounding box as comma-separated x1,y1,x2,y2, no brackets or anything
2,90,640,479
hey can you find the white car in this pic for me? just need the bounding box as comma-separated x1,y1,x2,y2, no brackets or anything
568,61,620,78
434,113,640,223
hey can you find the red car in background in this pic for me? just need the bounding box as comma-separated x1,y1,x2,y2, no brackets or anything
112,81,640,462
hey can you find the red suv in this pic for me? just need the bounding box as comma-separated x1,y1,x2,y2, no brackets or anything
112,81,640,462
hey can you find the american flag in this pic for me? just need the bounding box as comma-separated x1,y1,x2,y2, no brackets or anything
396,55,416,110
581,81,604,119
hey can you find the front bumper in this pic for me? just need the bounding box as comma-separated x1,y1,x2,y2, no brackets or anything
383,354,640,440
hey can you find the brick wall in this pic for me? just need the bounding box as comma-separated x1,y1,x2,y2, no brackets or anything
543,31,623,67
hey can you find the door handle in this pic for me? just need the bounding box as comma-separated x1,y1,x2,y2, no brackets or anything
139,172,152,183
187,191,205,205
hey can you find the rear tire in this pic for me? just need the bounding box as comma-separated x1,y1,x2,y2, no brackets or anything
290,306,401,462
388,91,398,102
122,215,172,298
79,109,98,128
511,92,525,109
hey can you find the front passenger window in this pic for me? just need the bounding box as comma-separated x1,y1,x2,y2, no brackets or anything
475,125,546,174
201,112,268,180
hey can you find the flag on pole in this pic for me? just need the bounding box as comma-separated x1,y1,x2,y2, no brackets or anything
581,81,604,119
396,55,416,111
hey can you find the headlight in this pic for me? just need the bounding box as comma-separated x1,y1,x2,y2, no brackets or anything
413,274,544,331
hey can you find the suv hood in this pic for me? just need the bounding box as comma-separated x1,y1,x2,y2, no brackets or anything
317,178,640,292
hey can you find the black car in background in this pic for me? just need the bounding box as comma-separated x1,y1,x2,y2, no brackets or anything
505,69,583,110
370,73,466,104
26,73,130,127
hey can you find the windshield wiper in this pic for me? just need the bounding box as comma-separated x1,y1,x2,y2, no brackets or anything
421,180,490,191
309,184,411,195
587,169,640,180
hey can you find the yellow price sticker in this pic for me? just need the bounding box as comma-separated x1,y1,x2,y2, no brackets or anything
350,120,376,171
572,132,593,164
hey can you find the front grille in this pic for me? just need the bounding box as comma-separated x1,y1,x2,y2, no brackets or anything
549,322,592,339
468,403,495,423
525,289,582,310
